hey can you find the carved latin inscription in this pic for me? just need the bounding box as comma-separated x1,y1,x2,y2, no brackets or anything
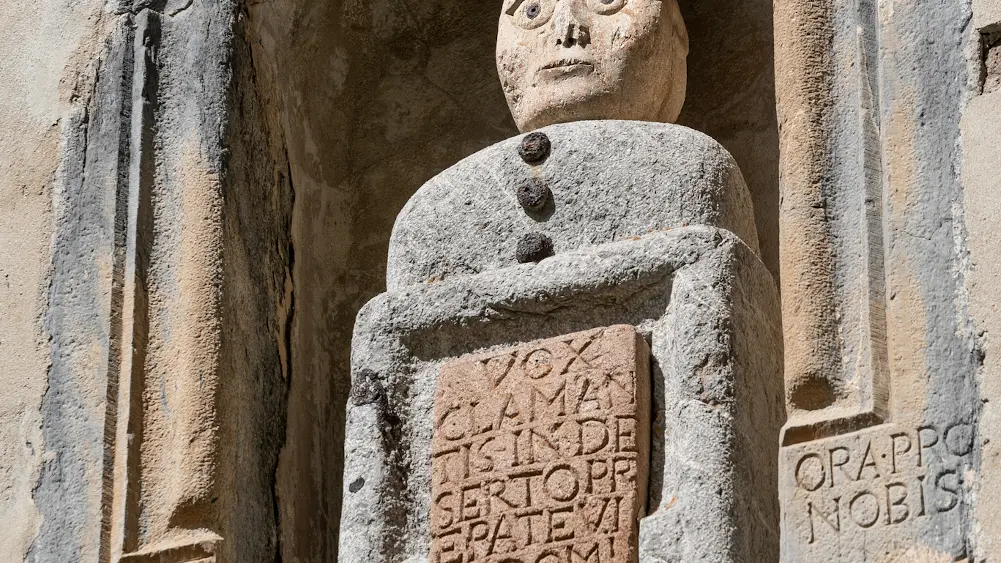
782,422,974,558
431,326,651,563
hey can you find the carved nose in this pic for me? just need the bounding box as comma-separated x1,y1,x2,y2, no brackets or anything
556,22,590,48
554,3,590,48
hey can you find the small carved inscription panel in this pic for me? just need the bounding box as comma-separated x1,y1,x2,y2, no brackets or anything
430,326,651,563
782,421,975,558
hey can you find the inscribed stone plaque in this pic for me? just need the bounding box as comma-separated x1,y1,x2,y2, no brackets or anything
430,325,651,563
781,422,974,559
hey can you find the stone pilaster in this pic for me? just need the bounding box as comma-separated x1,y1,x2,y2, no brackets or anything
29,3,293,561
776,0,982,559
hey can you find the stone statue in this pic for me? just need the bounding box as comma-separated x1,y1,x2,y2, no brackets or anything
386,0,758,290
340,2,784,562
496,0,689,131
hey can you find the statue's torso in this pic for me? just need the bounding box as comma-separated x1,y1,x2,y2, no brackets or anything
342,120,784,563
387,120,759,290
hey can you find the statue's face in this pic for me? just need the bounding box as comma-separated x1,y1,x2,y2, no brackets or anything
497,0,688,132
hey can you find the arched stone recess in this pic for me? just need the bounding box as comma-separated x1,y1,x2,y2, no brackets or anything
244,0,779,560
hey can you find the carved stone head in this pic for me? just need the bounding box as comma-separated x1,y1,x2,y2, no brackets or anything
496,0,689,132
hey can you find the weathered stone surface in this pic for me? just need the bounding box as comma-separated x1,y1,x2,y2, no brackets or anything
0,3,293,561
496,0,688,132
388,121,759,290
962,89,1001,561
984,36,1001,95
431,326,650,563
781,422,974,560
240,4,781,553
673,0,780,280
975,0,1001,32
340,227,784,562
774,0,890,431
0,0,113,559
776,0,983,560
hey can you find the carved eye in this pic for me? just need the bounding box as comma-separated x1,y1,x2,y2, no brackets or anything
589,0,625,15
506,0,554,29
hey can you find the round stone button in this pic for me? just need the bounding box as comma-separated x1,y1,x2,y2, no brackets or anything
517,178,549,212
518,132,551,164
516,232,554,263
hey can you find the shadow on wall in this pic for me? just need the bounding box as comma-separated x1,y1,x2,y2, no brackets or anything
677,0,780,280
245,0,777,560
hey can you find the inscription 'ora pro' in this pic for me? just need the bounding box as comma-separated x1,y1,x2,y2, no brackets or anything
431,325,651,563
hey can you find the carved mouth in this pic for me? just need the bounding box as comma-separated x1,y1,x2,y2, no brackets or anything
541,58,595,70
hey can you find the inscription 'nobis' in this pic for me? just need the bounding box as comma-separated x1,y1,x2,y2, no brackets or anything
430,326,651,563
789,422,975,546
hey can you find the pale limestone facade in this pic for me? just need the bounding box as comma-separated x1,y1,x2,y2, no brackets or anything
0,0,998,562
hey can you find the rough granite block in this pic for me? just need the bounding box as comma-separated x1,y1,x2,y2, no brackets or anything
386,121,759,291
339,227,783,562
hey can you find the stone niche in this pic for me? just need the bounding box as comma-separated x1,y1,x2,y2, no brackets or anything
245,0,778,560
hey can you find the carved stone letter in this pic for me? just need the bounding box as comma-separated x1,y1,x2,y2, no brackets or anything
431,325,650,563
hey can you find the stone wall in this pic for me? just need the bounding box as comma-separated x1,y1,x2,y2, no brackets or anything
965,0,1001,557
5,0,1000,561
0,1,113,560
775,0,991,558
1,1,292,560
